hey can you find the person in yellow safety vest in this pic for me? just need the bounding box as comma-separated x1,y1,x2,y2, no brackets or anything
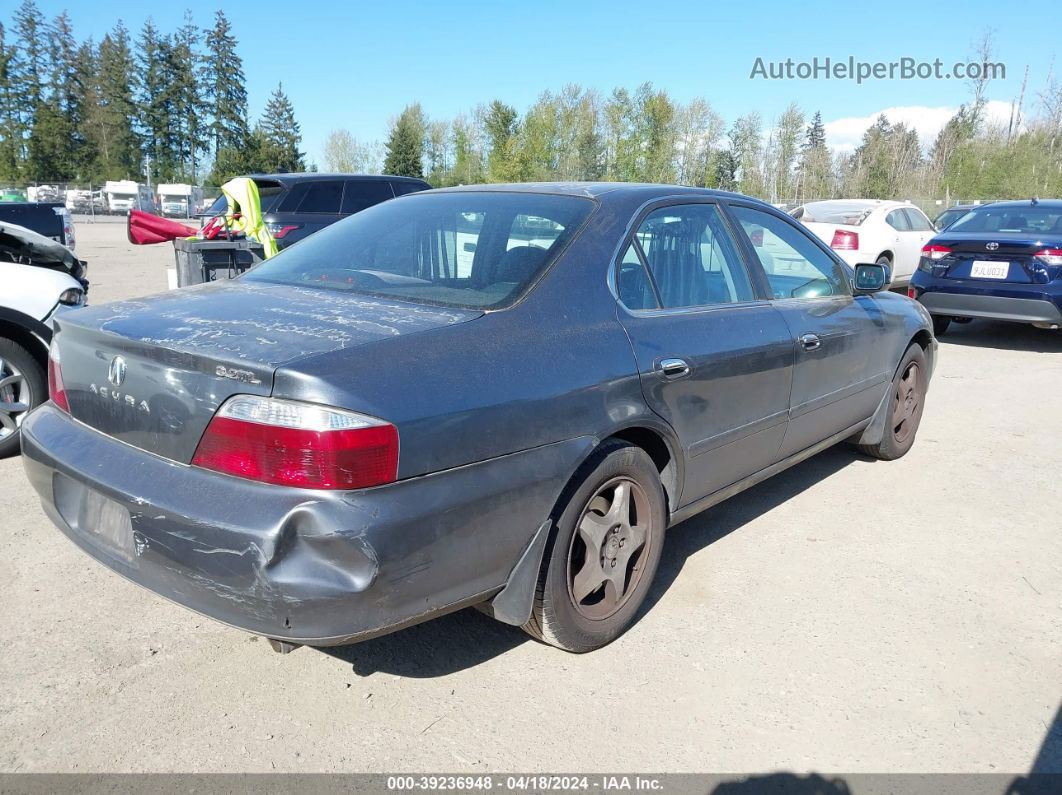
200,176,279,258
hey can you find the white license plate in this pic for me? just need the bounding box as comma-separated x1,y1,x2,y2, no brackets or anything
79,489,135,562
970,260,1009,279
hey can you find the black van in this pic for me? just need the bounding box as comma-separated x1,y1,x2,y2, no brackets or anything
204,173,431,248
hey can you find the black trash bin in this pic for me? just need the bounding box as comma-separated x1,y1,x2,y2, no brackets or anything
171,238,265,288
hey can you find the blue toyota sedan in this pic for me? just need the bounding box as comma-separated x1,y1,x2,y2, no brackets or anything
910,199,1062,335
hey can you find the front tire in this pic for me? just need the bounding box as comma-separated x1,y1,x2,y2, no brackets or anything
523,442,666,652
858,343,927,461
0,338,46,458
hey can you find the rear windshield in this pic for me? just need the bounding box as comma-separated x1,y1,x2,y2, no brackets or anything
948,206,1062,235
795,203,873,226
243,192,594,309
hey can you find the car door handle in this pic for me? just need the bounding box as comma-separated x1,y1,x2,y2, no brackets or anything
658,358,691,379
799,333,821,351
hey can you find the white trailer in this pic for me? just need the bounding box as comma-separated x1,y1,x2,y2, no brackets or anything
104,181,154,214
156,183,203,218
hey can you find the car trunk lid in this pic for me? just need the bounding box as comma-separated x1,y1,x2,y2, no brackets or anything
54,280,481,464
928,233,1062,284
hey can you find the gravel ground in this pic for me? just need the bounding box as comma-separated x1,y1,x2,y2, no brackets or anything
1,220,1059,774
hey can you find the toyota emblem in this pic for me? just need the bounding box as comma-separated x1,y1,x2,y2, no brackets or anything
986,242,1000,251
108,356,127,387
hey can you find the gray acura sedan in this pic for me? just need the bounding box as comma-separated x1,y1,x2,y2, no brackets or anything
22,183,936,654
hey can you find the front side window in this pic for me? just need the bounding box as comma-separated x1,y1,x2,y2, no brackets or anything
730,205,850,299
631,204,753,309
244,192,594,309
903,208,934,231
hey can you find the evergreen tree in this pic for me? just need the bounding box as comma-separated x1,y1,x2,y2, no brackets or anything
11,0,46,162
383,104,424,178
484,100,517,181
202,10,247,157
170,11,206,180
259,83,305,172
138,19,175,179
26,97,75,179
43,11,83,178
88,22,140,180
797,111,832,200
0,22,21,179
714,148,738,191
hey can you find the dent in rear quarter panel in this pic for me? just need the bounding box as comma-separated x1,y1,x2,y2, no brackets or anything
271,198,654,481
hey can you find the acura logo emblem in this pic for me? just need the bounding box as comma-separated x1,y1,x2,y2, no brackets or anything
108,356,127,387
986,242,1000,251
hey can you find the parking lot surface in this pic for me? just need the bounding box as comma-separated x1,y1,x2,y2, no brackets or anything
1,220,1059,773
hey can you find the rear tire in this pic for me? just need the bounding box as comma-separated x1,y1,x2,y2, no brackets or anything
0,338,46,458
932,316,951,336
523,441,666,653
858,343,927,461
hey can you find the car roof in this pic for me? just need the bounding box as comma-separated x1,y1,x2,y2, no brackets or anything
802,199,910,210
248,172,429,184
424,181,772,205
965,199,1062,209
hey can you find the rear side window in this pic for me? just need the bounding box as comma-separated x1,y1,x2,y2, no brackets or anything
244,192,594,309
392,181,426,196
885,209,911,231
341,180,394,214
293,181,344,213
616,243,658,310
631,204,753,308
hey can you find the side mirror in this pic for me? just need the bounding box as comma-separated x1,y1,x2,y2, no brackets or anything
853,263,888,294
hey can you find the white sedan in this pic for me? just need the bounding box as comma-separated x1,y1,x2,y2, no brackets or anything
790,200,936,286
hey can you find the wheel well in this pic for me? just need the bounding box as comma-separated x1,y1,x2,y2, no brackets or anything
0,320,48,373
877,251,894,263
911,329,932,351
607,427,678,512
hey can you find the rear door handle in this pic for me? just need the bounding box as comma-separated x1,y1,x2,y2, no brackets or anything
799,333,821,351
658,358,691,379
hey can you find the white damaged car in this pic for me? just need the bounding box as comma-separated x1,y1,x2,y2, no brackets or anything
0,221,88,456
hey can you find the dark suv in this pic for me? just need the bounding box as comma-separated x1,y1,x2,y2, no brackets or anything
204,173,431,248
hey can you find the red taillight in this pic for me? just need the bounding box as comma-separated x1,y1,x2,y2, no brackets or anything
830,229,859,250
907,287,917,299
267,223,302,239
1034,248,1062,266
47,339,69,412
191,396,398,490
921,244,952,260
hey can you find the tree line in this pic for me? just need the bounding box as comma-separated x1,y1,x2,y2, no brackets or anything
0,0,305,186
344,41,1062,202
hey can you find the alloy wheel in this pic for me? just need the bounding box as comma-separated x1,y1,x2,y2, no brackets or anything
891,361,921,444
0,356,31,439
566,476,653,621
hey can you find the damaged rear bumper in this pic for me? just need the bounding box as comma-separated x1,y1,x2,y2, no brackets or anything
21,405,590,645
